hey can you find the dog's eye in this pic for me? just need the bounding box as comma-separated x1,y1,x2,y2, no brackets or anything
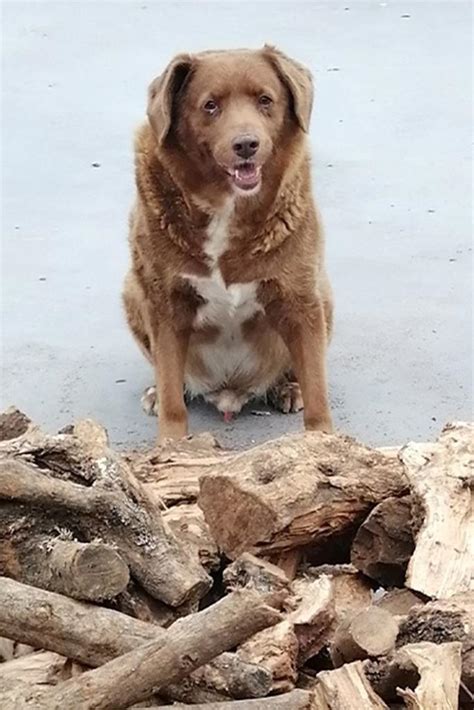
203,99,219,114
258,95,273,107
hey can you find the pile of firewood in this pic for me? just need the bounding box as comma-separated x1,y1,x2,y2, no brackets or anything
0,406,472,709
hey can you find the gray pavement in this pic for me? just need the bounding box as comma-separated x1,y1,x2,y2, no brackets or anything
2,0,472,450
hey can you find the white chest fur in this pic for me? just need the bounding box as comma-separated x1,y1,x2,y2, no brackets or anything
182,199,264,395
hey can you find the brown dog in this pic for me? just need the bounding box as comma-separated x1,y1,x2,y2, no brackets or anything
123,46,334,441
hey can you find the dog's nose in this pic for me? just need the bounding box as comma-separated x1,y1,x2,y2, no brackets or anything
232,134,260,159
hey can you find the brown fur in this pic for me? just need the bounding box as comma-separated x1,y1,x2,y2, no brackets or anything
123,46,334,441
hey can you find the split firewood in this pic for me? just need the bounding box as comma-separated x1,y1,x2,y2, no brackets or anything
351,496,415,587
238,575,335,692
223,553,291,596
128,432,230,507
162,503,220,572
0,416,211,606
400,421,473,599
374,589,425,619
313,660,389,709
0,530,129,601
301,564,372,625
0,638,34,663
0,577,273,703
366,641,462,709
397,592,474,697
153,689,317,709
330,607,399,667
3,589,281,710
0,650,81,687
199,431,407,558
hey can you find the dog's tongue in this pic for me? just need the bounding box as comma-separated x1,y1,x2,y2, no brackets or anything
233,164,260,190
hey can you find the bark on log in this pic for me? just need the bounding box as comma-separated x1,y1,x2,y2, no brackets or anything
162,503,220,572
152,689,316,709
366,641,463,708
113,580,179,627
396,592,474,696
223,553,291,596
400,421,473,599
0,446,211,606
0,533,129,601
0,578,274,703
351,496,415,587
312,660,389,709
9,589,280,710
330,607,399,666
199,432,407,558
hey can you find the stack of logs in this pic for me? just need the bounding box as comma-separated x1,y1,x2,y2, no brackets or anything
0,406,472,709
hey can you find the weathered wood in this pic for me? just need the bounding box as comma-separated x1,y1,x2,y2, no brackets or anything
374,589,425,619
199,431,407,558
238,576,334,692
400,421,473,599
114,579,178,627
0,408,32,441
152,689,316,709
0,650,81,687
366,641,462,708
313,660,389,708
0,578,274,703
162,503,220,572
0,534,129,601
302,564,372,625
397,592,474,696
11,590,281,710
330,607,399,667
351,495,415,587
0,443,211,606
223,553,290,596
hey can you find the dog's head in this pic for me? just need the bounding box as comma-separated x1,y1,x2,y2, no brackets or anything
147,46,313,196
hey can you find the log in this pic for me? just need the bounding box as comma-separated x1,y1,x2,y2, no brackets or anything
374,589,425,619
0,443,211,605
11,589,281,710
162,503,220,572
302,564,372,624
400,421,473,599
0,408,32,441
199,431,407,558
238,576,335,692
397,592,474,696
0,533,129,601
330,607,399,666
151,689,316,708
0,578,274,703
114,580,178,627
223,553,291,596
0,650,79,687
312,660,389,709
366,641,463,708
351,496,415,587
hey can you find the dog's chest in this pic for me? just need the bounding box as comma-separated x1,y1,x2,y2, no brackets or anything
184,201,262,330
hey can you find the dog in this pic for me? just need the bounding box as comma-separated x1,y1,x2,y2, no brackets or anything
123,46,334,441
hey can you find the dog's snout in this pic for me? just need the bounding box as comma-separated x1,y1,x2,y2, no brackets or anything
232,134,260,159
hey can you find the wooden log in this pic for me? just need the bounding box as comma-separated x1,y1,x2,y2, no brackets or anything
400,421,473,599
162,503,220,572
0,533,129,601
374,589,425,619
11,589,281,710
199,431,407,558
0,453,211,606
0,650,80,687
0,577,273,702
351,495,415,587
150,689,316,709
397,592,474,697
113,579,178,627
366,642,463,708
312,660,389,709
301,564,372,625
330,607,399,667
238,576,335,692
223,553,291,596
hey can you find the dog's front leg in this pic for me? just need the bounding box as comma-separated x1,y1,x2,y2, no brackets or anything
153,324,189,442
272,301,333,433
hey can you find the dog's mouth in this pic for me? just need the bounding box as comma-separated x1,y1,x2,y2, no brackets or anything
223,162,262,192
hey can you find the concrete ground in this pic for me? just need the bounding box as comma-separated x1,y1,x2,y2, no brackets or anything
2,1,472,450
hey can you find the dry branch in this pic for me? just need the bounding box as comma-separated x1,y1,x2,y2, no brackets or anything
400,421,473,599
199,431,407,558
10,589,280,710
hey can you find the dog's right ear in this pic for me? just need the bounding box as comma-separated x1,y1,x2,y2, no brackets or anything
147,54,194,146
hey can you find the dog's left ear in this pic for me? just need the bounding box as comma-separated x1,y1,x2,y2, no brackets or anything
263,45,314,132
147,53,194,145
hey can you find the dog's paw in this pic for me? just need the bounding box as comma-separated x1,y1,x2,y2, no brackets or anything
141,385,158,416
269,380,304,414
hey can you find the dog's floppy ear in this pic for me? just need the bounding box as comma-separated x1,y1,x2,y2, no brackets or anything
263,45,314,132
147,53,194,145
